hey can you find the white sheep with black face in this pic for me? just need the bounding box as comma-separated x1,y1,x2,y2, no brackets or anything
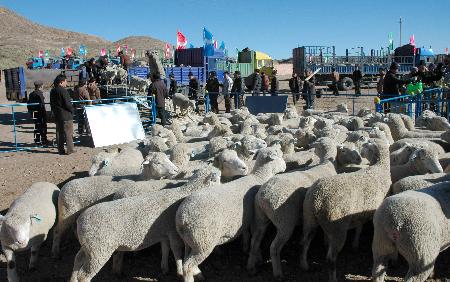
1,182,59,282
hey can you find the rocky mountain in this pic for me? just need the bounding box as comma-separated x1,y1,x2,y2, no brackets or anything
0,7,165,69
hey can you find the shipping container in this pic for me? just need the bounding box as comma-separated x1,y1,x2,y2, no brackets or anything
165,66,205,86
229,63,253,78
238,50,255,64
175,47,204,67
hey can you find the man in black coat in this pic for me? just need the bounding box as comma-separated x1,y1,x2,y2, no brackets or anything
382,62,410,113
289,73,301,103
27,80,48,144
231,71,245,108
303,70,316,109
270,70,279,96
353,65,363,95
251,69,262,96
149,73,169,125
188,72,200,113
168,73,177,98
205,71,220,114
50,74,74,155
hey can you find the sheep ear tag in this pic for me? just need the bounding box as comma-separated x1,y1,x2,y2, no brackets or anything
30,214,42,223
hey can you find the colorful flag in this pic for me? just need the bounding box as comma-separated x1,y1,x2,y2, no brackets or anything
79,45,87,56
44,50,49,58
446,48,449,55
409,34,415,46
124,45,128,55
203,27,214,56
116,44,121,55
177,31,187,49
388,32,394,50
38,50,44,58
131,48,136,59
61,47,65,57
214,40,218,49
67,47,73,56
101,48,106,56
219,41,226,50
164,43,172,58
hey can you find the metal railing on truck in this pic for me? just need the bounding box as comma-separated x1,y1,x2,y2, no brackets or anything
0,96,156,153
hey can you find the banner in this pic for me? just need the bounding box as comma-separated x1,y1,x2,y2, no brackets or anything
203,27,214,56
388,32,394,50
409,34,415,46
177,31,187,49
219,41,226,50
79,45,87,56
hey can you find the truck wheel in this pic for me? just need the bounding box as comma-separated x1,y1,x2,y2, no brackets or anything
339,77,353,91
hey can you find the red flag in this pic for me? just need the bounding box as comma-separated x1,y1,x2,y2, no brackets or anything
177,31,187,49
214,40,218,49
409,34,415,46
131,48,136,59
446,48,449,55
124,45,128,55
67,47,73,56
101,48,106,56
38,50,44,58
116,44,121,55
164,43,172,58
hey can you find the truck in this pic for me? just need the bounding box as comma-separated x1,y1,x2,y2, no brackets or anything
292,44,435,90
4,67,86,101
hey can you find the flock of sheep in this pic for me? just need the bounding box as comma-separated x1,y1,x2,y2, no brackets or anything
2,102,450,282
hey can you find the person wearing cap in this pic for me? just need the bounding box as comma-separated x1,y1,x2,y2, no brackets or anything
73,78,90,134
251,69,262,96
270,69,279,96
50,74,75,155
169,73,177,98
188,72,200,112
382,62,410,113
27,80,48,144
206,71,220,114
87,77,101,103
331,67,340,96
231,71,245,108
352,65,363,95
222,71,234,113
149,73,169,125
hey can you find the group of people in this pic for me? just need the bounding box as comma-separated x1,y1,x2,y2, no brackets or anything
248,69,279,96
288,70,317,109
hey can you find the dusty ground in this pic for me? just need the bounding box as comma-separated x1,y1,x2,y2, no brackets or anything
2,87,449,281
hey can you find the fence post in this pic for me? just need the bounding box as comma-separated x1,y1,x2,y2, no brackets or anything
151,96,156,125
11,106,18,151
205,94,210,114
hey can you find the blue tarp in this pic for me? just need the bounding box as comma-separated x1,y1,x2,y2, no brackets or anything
245,96,288,115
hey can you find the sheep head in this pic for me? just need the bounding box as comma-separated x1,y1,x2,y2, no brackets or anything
190,166,222,186
409,148,443,174
2,212,36,248
89,148,120,176
213,149,248,177
141,152,179,180
253,146,286,175
336,144,363,166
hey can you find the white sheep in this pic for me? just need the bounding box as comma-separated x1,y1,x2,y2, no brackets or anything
392,172,450,194
416,110,450,131
129,75,150,94
283,105,298,119
115,67,128,84
372,182,450,282
248,137,360,278
70,167,221,281
101,66,117,85
51,152,179,257
173,93,196,115
1,182,59,282
152,124,178,147
176,146,287,282
386,114,443,141
300,139,391,282
89,147,144,177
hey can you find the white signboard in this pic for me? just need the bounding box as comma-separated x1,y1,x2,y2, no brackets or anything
85,103,145,147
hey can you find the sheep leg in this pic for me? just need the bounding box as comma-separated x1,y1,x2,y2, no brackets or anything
169,236,185,277
52,217,72,258
74,247,111,282
29,243,41,270
112,252,124,275
160,240,170,275
3,248,18,282
405,262,436,282
247,211,269,274
371,227,396,282
70,248,86,282
300,212,318,271
351,225,363,250
270,225,295,279
325,229,348,282
183,247,212,282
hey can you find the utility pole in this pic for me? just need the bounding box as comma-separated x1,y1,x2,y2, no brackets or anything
399,17,403,47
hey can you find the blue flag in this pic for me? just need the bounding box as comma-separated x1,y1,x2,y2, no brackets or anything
61,47,65,57
203,27,215,56
219,41,226,50
189,44,195,49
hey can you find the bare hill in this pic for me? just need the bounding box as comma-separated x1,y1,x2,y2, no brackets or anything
0,7,165,69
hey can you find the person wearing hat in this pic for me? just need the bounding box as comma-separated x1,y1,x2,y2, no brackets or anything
87,77,101,103
376,68,386,95
222,71,234,113
270,69,279,96
231,71,245,108
206,71,220,114
251,69,262,96
188,72,199,112
27,80,48,144
149,73,169,125
168,73,177,99
289,72,302,103
73,78,90,134
382,62,410,113
352,65,363,95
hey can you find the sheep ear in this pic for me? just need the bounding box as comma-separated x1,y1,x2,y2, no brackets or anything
142,159,150,165
0,214,4,224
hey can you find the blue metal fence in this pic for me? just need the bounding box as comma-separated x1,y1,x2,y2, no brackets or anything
0,96,156,153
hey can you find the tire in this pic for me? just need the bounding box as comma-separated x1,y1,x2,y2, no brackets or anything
339,77,353,91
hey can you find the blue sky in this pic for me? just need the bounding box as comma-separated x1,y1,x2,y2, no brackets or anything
1,0,449,59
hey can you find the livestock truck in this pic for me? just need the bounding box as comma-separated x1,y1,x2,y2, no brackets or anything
292,45,435,91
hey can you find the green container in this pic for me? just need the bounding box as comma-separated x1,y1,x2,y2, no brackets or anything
238,51,255,64
216,61,228,71
229,63,253,77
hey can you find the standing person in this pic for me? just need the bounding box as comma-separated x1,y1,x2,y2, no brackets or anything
27,80,48,144
168,73,177,98
382,62,410,113
231,71,245,108
118,51,131,70
289,73,301,103
149,73,169,125
261,71,269,95
205,71,220,114
222,71,234,113
50,74,74,155
87,77,101,103
270,69,279,96
303,69,316,110
188,72,200,113
73,78,90,134
85,58,97,79
376,68,386,95
353,65,363,95
251,69,262,96
331,67,340,96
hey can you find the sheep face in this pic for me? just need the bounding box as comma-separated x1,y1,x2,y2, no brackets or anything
390,145,415,166
361,141,382,165
214,149,248,177
238,136,267,157
337,145,363,166
2,214,32,248
141,153,180,179
89,149,120,176
253,146,286,174
409,149,443,174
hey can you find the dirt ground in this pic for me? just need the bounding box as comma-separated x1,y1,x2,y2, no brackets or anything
1,87,450,281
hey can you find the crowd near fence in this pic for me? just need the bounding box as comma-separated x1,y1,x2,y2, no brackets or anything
0,96,155,153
